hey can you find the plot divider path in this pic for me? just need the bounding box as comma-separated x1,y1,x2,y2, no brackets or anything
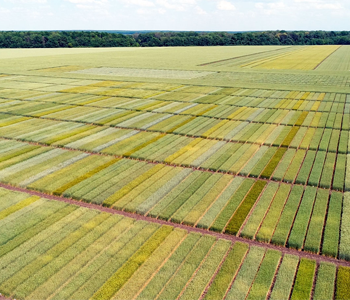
1,182,349,268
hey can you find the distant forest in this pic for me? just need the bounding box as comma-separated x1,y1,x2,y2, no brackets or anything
1,30,350,48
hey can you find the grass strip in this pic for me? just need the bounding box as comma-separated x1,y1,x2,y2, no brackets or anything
288,186,317,250
50,220,148,300
313,262,336,300
283,150,305,183
308,151,326,187
271,185,304,246
113,228,187,300
210,179,254,232
0,145,38,164
179,239,231,300
157,235,216,300
269,254,299,300
198,177,244,230
0,209,98,291
182,175,232,226
225,180,266,235
281,126,300,147
246,249,281,300
123,133,165,157
103,164,164,207
13,214,119,299
170,173,222,224
225,246,266,300
1,212,110,297
255,183,291,243
303,188,329,254
240,182,279,240
319,152,336,189
340,192,350,260
260,148,287,179
0,203,75,258
336,266,350,300
322,192,342,257
295,150,316,185
136,233,201,300
28,216,133,300
0,196,40,221
91,226,173,300
160,172,212,221
249,147,277,178
204,242,248,300
53,158,120,195
333,154,346,192
290,258,316,300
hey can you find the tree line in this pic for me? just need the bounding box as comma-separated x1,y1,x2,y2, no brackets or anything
1,30,350,48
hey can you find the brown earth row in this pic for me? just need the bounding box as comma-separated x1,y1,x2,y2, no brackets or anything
1,182,350,268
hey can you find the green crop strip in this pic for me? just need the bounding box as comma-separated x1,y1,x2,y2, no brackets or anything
281,126,300,147
0,117,29,128
313,262,336,300
103,164,165,207
123,133,166,157
295,111,309,126
167,116,196,133
0,196,40,221
290,258,316,300
44,125,97,145
225,180,267,236
0,145,39,164
0,204,77,259
91,226,172,300
204,242,248,300
52,158,121,196
260,148,287,179
336,266,350,300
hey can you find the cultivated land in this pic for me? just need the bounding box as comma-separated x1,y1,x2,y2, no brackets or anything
1,45,350,299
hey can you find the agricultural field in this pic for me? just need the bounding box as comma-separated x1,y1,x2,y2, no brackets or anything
0,187,349,300
1,45,350,299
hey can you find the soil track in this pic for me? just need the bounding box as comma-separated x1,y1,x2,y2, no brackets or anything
1,182,350,268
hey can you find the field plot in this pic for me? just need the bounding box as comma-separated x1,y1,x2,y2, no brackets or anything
0,187,348,300
0,70,349,260
247,45,340,70
1,45,350,299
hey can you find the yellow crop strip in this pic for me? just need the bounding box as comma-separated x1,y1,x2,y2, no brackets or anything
53,158,121,196
104,164,165,207
252,46,340,70
0,196,40,221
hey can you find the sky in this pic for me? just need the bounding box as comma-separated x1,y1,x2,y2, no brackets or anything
0,0,349,31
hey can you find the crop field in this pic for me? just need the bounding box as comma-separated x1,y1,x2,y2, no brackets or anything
1,45,350,299
0,187,349,300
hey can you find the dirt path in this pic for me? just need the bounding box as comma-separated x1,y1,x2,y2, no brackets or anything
1,182,350,268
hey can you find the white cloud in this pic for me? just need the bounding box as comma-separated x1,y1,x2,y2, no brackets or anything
5,0,47,3
217,1,235,11
294,0,342,9
156,0,185,11
124,0,154,7
66,0,107,3
195,5,207,14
